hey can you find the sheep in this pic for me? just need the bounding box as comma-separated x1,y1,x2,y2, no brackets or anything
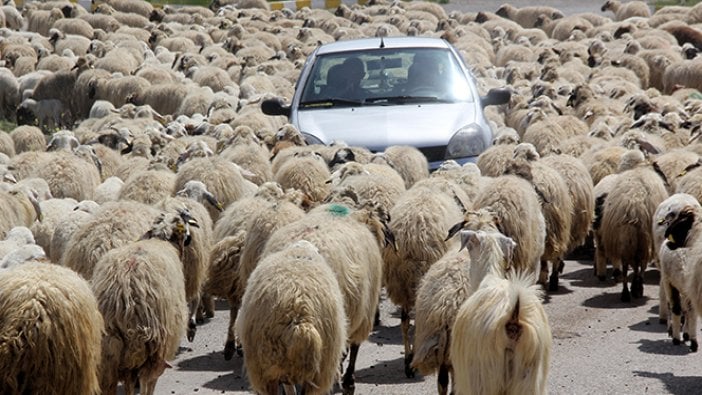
219,192,307,349
91,211,189,395
601,0,651,21
10,125,45,154
495,4,564,28
451,269,551,395
49,199,99,264
0,184,42,238
30,149,101,201
476,143,516,177
61,200,160,279
450,174,546,278
274,150,331,207
174,156,257,222
328,161,406,214
540,153,596,256
119,167,176,205
15,98,69,132
237,240,346,395
599,149,669,301
383,181,464,377
211,181,287,241
0,262,103,395
412,228,517,395
0,226,35,258
0,67,19,122
654,193,700,351
261,200,390,393
504,144,573,291
372,145,429,189
29,197,77,257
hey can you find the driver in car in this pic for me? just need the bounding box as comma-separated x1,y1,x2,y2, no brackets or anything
405,53,445,96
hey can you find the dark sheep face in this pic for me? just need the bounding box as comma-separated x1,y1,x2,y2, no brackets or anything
665,209,696,250
15,105,35,127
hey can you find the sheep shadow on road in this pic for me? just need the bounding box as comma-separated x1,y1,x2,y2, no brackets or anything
176,349,239,372
581,292,650,309
637,338,696,356
634,370,701,395
369,323,403,346
353,355,425,386
628,317,666,334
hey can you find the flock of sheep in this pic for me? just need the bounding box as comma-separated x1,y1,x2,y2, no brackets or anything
4,0,702,393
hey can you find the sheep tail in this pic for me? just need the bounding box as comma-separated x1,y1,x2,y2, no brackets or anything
284,321,323,384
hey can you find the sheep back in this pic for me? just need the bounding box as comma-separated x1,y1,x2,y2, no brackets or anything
0,262,103,395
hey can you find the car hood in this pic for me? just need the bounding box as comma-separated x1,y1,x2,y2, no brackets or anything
295,103,478,151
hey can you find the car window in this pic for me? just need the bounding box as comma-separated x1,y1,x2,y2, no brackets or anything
299,47,475,107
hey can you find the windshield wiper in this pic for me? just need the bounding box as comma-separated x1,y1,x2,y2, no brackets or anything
365,96,450,104
299,98,365,108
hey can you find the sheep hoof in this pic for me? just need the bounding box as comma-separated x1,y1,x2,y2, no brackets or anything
612,268,622,279
342,374,355,395
187,320,197,342
404,355,416,378
684,333,691,342
224,341,236,361
632,280,643,299
673,338,681,346
621,289,631,303
690,340,698,352
374,309,380,327
205,310,215,319
548,275,559,292
196,316,205,325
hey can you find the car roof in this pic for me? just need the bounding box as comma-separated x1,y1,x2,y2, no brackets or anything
315,36,451,55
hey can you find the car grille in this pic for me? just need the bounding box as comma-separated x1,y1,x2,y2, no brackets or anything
417,145,446,163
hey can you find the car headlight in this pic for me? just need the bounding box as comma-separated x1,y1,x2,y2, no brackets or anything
446,124,487,159
301,132,324,145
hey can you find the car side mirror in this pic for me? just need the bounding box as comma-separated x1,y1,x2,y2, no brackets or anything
261,98,291,118
481,88,511,108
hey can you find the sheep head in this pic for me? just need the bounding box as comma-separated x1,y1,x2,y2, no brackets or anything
446,208,501,242
664,205,699,250
142,209,200,256
353,199,396,251
176,180,224,212
459,229,516,273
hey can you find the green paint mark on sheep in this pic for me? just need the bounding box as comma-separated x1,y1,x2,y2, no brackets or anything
328,204,350,217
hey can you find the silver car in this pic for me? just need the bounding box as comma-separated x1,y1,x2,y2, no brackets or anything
262,36,509,170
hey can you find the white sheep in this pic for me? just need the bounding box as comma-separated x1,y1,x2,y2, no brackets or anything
238,240,347,395
49,199,99,263
601,0,651,21
61,200,160,279
654,193,701,351
261,201,389,393
0,261,103,394
451,269,551,395
91,211,189,395
599,149,669,301
383,180,464,377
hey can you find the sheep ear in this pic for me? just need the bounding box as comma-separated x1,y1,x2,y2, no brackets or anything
446,220,467,242
496,233,516,263
459,229,478,252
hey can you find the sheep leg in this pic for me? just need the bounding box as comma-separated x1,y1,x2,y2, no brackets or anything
438,363,449,395
401,308,416,378
203,292,215,318
659,282,669,324
594,236,607,281
631,264,644,299
283,383,297,395
265,381,280,395
342,343,360,395
538,259,549,285
224,296,241,360
683,298,698,352
187,299,198,342
620,262,630,302
139,378,157,395
670,285,682,345
548,259,561,292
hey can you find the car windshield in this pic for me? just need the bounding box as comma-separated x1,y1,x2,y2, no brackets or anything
299,47,475,107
